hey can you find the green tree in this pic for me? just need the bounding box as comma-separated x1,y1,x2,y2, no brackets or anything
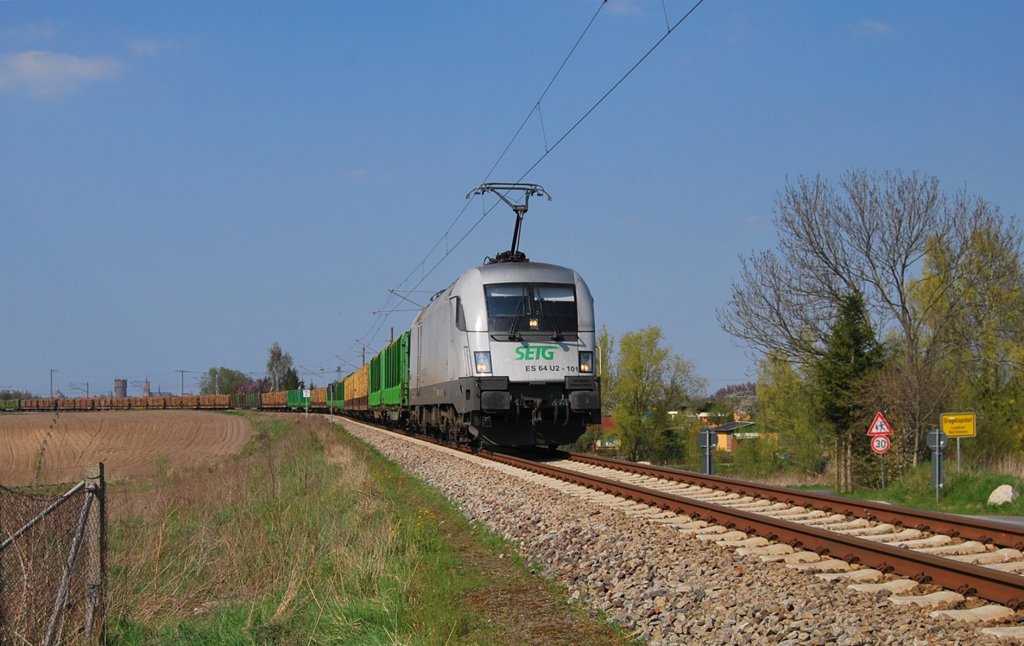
720,170,1019,466
814,292,884,491
915,220,1024,463
652,425,690,465
571,327,618,453
596,326,616,416
755,351,822,476
266,342,301,391
200,367,251,395
732,434,781,478
610,327,705,462
0,389,35,400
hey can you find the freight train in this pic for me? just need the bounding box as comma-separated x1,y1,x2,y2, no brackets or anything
1,184,602,447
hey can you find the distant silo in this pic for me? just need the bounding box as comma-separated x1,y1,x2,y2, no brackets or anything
114,378,127,398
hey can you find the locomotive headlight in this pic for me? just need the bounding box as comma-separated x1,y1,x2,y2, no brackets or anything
579,351,594,374
474,351,493,375
528,318,539,329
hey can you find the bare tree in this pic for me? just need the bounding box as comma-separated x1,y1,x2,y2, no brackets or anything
718,169,1017,464
266,342,300,391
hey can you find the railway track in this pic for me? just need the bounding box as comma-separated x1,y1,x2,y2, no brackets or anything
342,418,1024,642
482,450,1024,616
561,453,1024,551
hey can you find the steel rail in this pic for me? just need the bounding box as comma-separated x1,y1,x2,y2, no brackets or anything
483,450,1024,610
566,453,1024,550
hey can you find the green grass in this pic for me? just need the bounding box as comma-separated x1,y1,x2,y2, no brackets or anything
104,414,630,645
840,462,1024,515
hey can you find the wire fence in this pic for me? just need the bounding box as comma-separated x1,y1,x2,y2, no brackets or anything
1,464,106,646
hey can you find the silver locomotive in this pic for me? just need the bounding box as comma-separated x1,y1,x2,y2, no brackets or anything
408,183,601,446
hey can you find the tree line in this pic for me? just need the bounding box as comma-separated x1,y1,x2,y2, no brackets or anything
720,169,1023,490
199,342,303,395
572,326,707,465
577,169,1023,493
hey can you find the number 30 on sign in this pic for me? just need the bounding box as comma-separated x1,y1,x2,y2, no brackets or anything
871,435,891,455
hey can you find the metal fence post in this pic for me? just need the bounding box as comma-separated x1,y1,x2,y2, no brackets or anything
84,462,106,639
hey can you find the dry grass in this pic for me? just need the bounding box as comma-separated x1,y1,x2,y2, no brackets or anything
0,411,251,486
987,455,1024,479
101,413,634,644
103,414,430,642
107,417,308,624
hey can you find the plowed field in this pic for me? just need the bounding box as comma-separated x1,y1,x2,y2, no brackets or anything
0,411,252,485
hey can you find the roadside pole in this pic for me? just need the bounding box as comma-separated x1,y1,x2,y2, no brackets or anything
940,412,975,475
697,428,717,475
928,429,947,504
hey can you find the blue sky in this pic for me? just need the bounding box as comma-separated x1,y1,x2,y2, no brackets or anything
2,1,1021,397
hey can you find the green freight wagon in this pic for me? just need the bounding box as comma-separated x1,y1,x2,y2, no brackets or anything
287,389,310,410
368,331,410,421
327,381,345,411
0,399,19,411
231,392,261,409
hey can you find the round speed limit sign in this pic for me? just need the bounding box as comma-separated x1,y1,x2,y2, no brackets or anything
870,435,891,455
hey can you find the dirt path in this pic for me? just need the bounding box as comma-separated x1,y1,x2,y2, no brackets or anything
0,411,252,485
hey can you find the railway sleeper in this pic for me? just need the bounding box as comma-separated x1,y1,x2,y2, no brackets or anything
918,540,989,556
787,558,853,573
894,534,954,549
849,578,920,594
861,528,924,543
948,547,1024,565
817,569,885,583
888,590,966,607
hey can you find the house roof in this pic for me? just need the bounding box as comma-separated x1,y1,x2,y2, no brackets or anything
711,421,756,433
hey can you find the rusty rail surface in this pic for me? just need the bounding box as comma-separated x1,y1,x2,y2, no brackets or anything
482,450,1024,610
566,453,1024,551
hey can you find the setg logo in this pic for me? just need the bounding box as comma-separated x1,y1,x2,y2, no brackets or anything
514,345,558,361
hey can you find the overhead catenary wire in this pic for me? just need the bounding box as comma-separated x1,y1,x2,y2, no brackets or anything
514,0,706,183
352,1,611,355
352,0,705,362
480,0,609,182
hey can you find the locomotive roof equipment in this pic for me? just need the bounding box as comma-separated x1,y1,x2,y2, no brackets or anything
466,182,550,264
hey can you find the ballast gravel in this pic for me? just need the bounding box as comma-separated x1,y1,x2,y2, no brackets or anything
340,421,998,645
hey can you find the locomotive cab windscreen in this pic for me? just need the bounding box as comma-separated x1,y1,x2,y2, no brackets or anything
484,283,578,341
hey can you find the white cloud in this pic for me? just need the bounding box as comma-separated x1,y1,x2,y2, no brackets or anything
851,21,891,36
0,50,124,98
128,38,181,57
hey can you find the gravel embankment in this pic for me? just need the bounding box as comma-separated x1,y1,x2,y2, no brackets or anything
341,421,995,645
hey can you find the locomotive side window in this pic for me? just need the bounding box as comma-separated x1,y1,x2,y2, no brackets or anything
452,296,467,331
484,283,578,340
